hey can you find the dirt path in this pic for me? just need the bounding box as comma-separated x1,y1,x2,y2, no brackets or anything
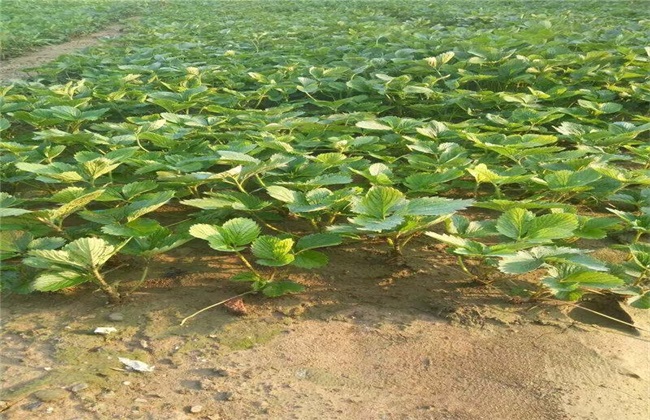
0,24,127,81
1,237,649,419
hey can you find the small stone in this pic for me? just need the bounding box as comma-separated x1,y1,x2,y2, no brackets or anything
23,401,42,411
88,402,107,412
45,407,55,414
199,379,217,391
70,382,89,393
0,401,7,409
214,391,235,401
140,340,149,349
190,405,203,413
107,312,124,322
122,381,132,386
33,389,69,402
93,327,117,335
134,398,147,404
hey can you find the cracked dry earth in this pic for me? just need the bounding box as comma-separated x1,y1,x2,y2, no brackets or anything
1,238,649,419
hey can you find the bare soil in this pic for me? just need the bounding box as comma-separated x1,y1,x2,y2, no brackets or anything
0,24,126,81
1,236,649,419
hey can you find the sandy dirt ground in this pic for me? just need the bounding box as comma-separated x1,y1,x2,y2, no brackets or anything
1,234,649,420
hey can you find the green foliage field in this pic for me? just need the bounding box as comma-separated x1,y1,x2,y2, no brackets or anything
0,0,152,59
1,0,649,310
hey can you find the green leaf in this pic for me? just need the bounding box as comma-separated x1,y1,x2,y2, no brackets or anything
183,193,269,212
31,271,88,292
293,250,328,268
102,219,162,237
543,169,601,192
266,186,299,203
446,215,497,238
181,197,234,209
261,280,305,297
190,218,260,252
574,216,620,239
0,207,31,217
220,218,261,247
66,237,121,269
425,232,474,248
120,227,189,257
628,292,650,309
28,237,66,250
251,235,295,266
404,170,464,192
125,191,174,222
351,186,406,219
296,233,342,251
560,271,624,288
81,108,110,120
50,187,87,203
542,276,583,301
0,193,31,217
496,208,534,240
0,230,33,255
498,246,607,274
122,181,158,199
599,102,623,114
467,163,501,184
49,106,82,121
297,76,319,93
49,189,105,221
218,150,260,164
527,213,578,241
498,251,547,274
355,120,392,131
189,222,243,252
406,197,473,216
189,224,221,240
81,158,121,181
348,214,406,232
23,249,77,269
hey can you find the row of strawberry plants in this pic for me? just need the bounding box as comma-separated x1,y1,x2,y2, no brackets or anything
1,0,649,310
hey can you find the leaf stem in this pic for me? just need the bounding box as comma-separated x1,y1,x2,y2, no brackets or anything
128,260,151,294
91,267,121,303
235,251,261,277
180,290,255,326
251,214,288,234
457,256,474,277
37,217,71,241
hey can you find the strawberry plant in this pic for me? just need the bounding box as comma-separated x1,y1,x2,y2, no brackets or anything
189,218,340,293
22,237,126,303
182,218,340,323
330,186,472,258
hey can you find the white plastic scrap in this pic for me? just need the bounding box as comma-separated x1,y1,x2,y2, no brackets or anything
118,357,155,373
94,327,117,335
